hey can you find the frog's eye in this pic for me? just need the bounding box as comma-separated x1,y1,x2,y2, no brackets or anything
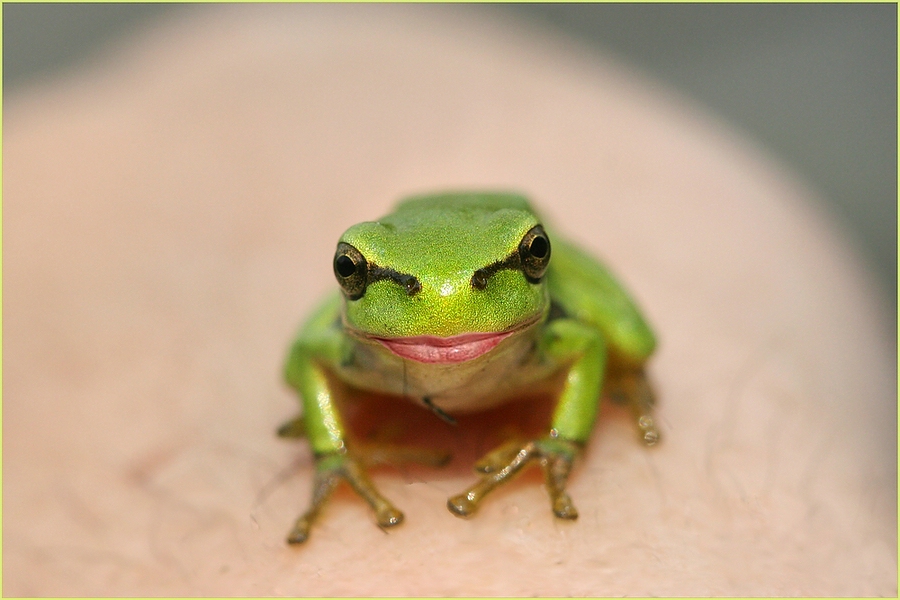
518,225,551,282
333,242,368,299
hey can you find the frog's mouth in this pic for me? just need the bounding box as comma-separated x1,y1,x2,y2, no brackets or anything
373,330,514,364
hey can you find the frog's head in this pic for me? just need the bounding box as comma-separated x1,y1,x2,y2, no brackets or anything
333,193,551,363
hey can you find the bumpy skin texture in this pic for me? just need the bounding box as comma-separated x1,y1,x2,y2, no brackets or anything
282,192,657,544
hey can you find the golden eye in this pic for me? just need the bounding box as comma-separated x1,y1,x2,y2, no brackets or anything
333,242,368,299
518,225,551,282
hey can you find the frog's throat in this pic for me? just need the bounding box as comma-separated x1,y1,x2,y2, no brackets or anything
373,330,513,364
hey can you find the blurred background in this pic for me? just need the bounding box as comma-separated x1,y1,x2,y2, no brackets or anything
4,3,896,312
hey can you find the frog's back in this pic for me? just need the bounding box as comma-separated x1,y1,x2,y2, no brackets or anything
547,238,656,367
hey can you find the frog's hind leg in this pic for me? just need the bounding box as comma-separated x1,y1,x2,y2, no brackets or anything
608,368,660,446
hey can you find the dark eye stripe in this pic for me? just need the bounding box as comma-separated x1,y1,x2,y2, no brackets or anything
368,266,421,296
470,253,521,290
470,225,551,289
334,242,422,300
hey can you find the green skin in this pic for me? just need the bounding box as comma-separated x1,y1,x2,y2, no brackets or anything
282,192,658,544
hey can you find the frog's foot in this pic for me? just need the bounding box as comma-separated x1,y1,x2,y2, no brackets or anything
636,414,659,446
276,414,306,439
447,437,581,520
609,369,660,446
287,452,403,545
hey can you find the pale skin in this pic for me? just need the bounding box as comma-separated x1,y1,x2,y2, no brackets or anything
281,191,659,544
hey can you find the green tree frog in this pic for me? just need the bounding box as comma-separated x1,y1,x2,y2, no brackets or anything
281,191,658,544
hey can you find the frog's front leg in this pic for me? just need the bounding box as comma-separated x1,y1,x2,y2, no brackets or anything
448,319,605,520
287,451,404,544
284,318,405,544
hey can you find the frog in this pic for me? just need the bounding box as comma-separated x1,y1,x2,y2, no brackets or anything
280,191,659,544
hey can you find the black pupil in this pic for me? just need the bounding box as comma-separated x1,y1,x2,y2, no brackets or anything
335,255,357,277
529,236,549,258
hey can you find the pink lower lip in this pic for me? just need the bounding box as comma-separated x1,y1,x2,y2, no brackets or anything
375,331,513,364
